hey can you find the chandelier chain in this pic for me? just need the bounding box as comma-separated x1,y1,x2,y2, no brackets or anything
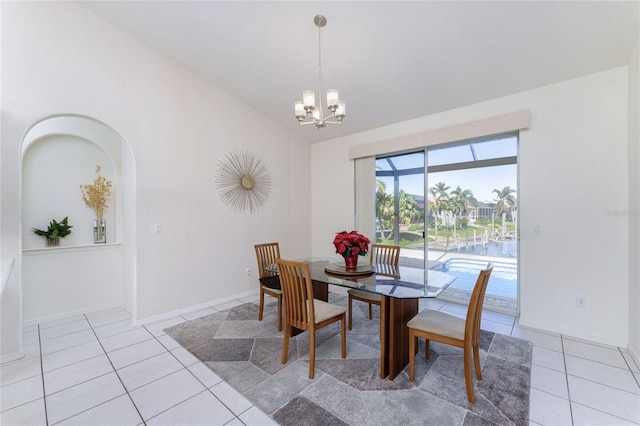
317,20,323,118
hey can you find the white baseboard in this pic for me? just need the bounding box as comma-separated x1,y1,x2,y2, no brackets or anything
628,344,640,370
518,318,628,348
20,290,260,329
134,289,258,326
1,351,25,365
22,301,125,327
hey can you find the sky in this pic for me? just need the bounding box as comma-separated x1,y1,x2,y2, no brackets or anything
376,135,518,203
381,164,517,204
426,164,517,203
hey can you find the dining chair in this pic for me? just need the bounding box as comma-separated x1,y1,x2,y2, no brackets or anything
276,258,347,379
407,263,493,404
347,244,400,330
254,242,283,332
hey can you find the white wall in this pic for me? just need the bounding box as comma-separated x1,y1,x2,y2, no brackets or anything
22,246,123,322
1,2,311,357
22,116,124,249
2,1,634,359
312,67,630,347
19,116,130,323
628,34,640,362
23,136,117,248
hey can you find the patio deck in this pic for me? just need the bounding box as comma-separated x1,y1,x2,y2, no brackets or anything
438,287,518,312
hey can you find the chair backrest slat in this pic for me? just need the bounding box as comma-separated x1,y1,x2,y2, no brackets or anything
276,258,315,331
254,242,280,279
369,244,401,267
465,263,493,345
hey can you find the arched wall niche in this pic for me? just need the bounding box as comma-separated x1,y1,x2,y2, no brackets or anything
21,115,136,323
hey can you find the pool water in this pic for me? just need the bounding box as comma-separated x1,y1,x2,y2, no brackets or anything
439,258,517,299
418,240,518,258
434,241,518,258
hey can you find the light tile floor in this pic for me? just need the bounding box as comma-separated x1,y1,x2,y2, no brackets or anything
1,293,639,426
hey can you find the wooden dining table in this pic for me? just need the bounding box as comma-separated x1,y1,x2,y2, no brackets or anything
265,258,456,380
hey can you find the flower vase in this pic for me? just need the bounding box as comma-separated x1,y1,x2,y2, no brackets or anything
344,254,359,269
46,237,60,247
94,219,106,244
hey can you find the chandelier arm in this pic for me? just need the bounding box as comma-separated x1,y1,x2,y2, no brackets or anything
325,110,343,124
298,119,341,128
298,121,320,127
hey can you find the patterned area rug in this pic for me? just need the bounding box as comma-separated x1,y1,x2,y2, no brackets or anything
164,294,532,426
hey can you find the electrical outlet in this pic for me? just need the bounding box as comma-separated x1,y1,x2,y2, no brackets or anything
533,224,541,234
576,296,586,307
245,268,251,276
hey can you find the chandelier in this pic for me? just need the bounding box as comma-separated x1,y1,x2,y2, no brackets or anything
294,15,346,129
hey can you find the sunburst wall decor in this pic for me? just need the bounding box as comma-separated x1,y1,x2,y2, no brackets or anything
215,148,273,214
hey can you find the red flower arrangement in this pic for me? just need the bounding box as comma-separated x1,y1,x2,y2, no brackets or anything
333,230,371,258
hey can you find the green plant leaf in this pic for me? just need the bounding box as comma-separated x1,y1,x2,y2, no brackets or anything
32,216,73,239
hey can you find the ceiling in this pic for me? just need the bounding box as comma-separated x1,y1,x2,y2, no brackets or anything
78,1,639,144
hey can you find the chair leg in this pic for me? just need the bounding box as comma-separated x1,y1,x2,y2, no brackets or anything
309,329,316,379
463,345,475,404
348,294,353,330
473,344,482,380
368,302,373,320
276,295,282,332
281,324,290,365
258,289,265,321
408,330,416,381
340,315,347,358
425,339,430,360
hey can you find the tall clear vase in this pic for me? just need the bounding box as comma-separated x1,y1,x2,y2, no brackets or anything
94,219,106,244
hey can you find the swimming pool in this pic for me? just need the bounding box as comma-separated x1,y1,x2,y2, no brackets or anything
453,241,517,259
438,258,517,299
417,240,518,258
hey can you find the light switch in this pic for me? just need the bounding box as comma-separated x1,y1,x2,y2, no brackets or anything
533,224,541,234
154,223,162,234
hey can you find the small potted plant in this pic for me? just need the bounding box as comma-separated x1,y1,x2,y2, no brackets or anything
333,230,371,268
32,217,73,247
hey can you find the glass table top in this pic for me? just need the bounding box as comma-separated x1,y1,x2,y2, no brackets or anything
268,257,456,299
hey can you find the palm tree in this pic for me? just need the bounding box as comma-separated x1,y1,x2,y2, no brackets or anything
428,182,451,238
428,182,450,240
430,182,451,200
450,186,477,224
399,190,420,226
428,183,450,213
375,180,394,241
449,186,464,228
492,186,517,239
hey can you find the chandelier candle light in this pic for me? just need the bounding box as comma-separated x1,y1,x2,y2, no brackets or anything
295,15,346,129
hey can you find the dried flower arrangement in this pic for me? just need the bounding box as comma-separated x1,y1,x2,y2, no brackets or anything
80,165,112,241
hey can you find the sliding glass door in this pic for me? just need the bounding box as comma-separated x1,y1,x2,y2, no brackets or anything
373,134,519,312
374,151,425,263
426,135,519,312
